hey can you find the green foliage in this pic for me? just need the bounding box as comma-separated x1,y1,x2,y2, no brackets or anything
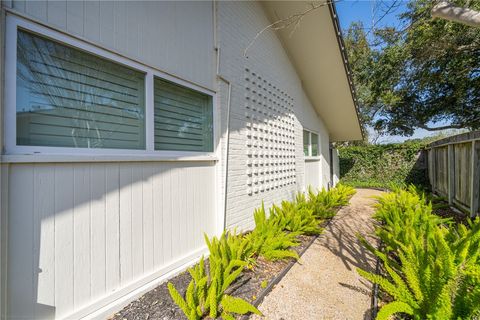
344,1,480,136
338,142,429,189
168,256,261,320
373,185,449,251
245,185,355,261
245,203,301,261
169,184,357,318
204,230,255,268
358,187,480,320
303,184,356,219
270,200,323,235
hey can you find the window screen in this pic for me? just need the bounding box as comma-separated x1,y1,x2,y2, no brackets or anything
154,78,213,152
16,29,146,149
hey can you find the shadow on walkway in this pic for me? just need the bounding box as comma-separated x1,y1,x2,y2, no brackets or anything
251,188,385,320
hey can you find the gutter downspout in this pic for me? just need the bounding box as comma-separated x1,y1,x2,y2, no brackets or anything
219,69,232,231
329,143,334,189
213,0,232,232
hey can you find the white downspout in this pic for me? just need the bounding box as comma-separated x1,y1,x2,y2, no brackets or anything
213,0,232,232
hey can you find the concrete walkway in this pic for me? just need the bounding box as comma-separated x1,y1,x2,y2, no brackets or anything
251,188,384,320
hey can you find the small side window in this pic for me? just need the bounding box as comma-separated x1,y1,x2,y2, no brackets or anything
303,130,310,156
303,129,319,157
311,133,319,156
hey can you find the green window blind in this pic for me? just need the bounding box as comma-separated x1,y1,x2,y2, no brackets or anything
303,130,310,156
154,78,213,152
311,133,319,156
16,30,146,149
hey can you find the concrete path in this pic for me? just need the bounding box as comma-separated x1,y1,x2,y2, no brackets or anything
251,188,385,320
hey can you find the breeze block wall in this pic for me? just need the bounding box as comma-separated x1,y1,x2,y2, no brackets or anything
217,1,332,230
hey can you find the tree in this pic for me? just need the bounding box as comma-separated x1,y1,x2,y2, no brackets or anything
344,0,480,136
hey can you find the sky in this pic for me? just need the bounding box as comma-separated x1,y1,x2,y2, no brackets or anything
335,0,441,144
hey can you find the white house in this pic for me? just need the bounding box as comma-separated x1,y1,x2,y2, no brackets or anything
0,1,362,319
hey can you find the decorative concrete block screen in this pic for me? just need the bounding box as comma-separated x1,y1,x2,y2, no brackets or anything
244,67,296,195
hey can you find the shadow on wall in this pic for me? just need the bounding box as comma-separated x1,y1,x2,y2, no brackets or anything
8,160,217,319
405,150,430,189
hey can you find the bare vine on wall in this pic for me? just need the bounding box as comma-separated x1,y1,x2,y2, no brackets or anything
243,1,336,57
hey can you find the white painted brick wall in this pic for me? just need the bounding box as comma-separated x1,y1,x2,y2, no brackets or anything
217,1,332,231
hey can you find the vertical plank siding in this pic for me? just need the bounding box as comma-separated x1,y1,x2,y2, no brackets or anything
304,160,321,191
7,162,216,319
427,132,480,216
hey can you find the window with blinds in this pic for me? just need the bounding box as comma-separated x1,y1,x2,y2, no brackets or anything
154,78,213,152
303,130,310,156
311,133,319,156
303,130,319,157
16,29,146,149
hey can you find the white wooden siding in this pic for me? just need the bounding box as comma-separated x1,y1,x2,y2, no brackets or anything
5,0,214,90
7,161,216,319
304,160,321,191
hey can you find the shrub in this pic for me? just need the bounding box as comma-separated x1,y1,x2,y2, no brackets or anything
204,231,255,268
270,200,323,235
245,203,300,261
359,187,480,320
168,256,261,320
338,141,429,189
373,186,448,251
304,184,356,219
169,184,357,318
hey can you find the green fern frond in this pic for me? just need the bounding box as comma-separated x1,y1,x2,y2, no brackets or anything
376,301,414,320
167,282,192,318
221,294,262,315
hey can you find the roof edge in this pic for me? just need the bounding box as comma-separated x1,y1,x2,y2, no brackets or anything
326,1,365,140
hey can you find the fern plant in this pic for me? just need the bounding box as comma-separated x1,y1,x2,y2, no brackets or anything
359,187,480,320
204,230,255,268
168,256,262,320
305,184,356,219
245,203,300,261
271,200,323,235
373,187,449,251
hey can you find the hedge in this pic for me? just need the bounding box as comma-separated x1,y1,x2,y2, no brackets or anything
337,141,429,189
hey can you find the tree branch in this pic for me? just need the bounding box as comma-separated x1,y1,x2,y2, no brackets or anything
432,1,480,27
244,1,337,57
417,123,465,131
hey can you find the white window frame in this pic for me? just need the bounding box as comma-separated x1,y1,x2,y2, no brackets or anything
4,14,216,159
303,128,320,159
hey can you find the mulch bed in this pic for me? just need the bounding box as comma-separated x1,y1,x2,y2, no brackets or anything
110,229,324,320
432,199,470,225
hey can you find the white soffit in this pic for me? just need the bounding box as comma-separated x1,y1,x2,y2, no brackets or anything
261,1,363,141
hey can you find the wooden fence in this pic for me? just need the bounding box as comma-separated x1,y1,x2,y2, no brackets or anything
426,131,480,217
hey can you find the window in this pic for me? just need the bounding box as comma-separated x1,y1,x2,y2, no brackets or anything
16,29,146,149
303,130,310,156
154,78,213,152
311,133,319,156
6,17,215,156
303,129,319,157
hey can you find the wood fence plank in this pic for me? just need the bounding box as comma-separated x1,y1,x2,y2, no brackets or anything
448,144,455,204
471,140,480,217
